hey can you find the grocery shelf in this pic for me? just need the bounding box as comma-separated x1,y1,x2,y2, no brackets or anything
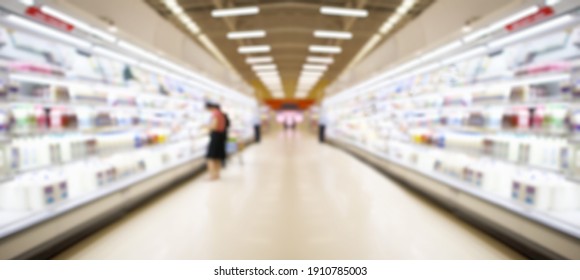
330,137,580,259
0,150,207,241
0,9,256,260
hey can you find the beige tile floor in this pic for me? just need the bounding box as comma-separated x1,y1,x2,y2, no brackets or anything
55,129,523,259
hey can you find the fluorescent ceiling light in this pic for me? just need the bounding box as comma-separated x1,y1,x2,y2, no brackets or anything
464,6,539,42
6,15,92,49
257,71,279,76
300,77,322,82
185,22,201,34
261,76,281,80
239,45,271,53
212,7,259,17
256,69,279,74
307,56,334,64
253,64,277,71
396,0,416,14
314,30,353,39
309,45,341,54
302,69,325,75
163,0,183,14
379,22,395,34
93,46,137,65
41,6,116,43
421,40,462,61
262,81,281,85
298,77,320,83
488,15,574,49
303,64,328,71
228,30,266,39
260,75,281,80
299,79,319,84
546,0,561,5
320,6,368,17
246,56,273,64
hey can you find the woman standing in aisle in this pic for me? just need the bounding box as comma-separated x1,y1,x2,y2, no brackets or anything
205,102,227,180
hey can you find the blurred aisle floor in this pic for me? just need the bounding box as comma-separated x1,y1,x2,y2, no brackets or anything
56,129,523,259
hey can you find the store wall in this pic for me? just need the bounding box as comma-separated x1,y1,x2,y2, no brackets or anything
328,0,537,94
43,0,250,94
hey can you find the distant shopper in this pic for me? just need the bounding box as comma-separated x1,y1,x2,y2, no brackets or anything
319,110,327,143
253,112,261,143
221,110,231,168
205,102,227,180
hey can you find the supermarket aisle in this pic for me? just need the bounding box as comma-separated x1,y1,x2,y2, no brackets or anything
55,129,523,259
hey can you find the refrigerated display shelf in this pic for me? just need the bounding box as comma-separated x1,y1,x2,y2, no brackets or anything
0,137,206,179
0,149,207,241
330,137,580,241
378,137,567,176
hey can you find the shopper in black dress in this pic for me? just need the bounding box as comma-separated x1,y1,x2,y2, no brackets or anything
205,103,227,180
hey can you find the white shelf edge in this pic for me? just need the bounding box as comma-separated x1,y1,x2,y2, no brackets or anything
0,151,206,241
332,137,580,240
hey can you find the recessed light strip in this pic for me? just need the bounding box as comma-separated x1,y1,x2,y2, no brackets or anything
212,6,260,17
228,30,266,39
320,6,368,17
314,30,353,39
239,45,271,54
307,56,334,64
247,56,273,64
309,45,342,54
303,64,328,71
253,64,277,71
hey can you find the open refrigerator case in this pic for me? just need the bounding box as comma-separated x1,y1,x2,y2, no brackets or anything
0,16,255,258
325,9,580,259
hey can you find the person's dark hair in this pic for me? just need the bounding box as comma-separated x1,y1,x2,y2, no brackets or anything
205,102,218,109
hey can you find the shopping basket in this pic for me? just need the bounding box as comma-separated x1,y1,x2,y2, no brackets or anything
226,136,244,165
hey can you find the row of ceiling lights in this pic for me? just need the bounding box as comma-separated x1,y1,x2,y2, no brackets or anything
161,2,377,99
222,6,372,99
161,1,419,99
344,0,417,77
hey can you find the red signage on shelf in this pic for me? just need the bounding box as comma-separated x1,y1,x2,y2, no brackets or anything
25,6,75,32
506,6,554,32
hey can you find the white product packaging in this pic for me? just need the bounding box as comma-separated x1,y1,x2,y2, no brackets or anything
0,179,29,211
26,172,58,211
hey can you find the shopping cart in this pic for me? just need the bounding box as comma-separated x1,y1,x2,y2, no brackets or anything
226,136,244,165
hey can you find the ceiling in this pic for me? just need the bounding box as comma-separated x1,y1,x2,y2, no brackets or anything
146,0,434,100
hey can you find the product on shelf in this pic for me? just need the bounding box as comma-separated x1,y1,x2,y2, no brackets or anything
325,18,580,232
0,17,255,233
